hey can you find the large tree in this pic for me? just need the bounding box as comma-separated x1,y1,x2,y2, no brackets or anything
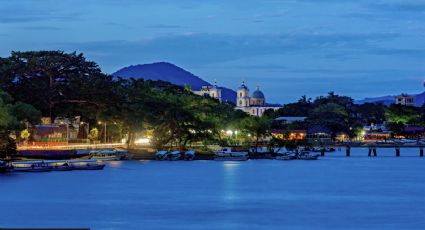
0,51,112,118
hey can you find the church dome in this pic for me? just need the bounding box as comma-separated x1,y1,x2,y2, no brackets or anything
252,86,265,99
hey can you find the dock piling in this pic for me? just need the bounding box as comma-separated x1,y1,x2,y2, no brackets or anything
346,146,350,157
320,148,325,157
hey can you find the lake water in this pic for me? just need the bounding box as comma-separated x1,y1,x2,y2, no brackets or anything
1,148,425,230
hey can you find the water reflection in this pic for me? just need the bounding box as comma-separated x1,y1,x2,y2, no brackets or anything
106,161,123,168
223,162,241,201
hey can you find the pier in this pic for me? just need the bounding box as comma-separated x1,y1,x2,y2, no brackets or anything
323,144,425,157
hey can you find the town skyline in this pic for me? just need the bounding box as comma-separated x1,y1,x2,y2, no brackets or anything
1,0,425,102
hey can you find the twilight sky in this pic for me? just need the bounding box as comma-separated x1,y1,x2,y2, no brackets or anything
1,0,425,103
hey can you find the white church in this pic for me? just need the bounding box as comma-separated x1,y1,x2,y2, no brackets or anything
193,81,282,117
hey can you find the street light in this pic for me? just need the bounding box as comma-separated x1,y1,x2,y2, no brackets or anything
98,121,107,143
81,122,90,144
60,121,69,145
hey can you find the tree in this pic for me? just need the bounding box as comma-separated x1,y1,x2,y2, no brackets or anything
88,128,99,142
275,95,313,117
0,90,41,158
240,116,271,153
308,103,350,135
0,51,112,119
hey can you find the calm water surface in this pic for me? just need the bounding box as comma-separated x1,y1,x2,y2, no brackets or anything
1,148,425,230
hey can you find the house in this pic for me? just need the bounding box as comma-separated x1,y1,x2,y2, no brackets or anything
192,83,222,102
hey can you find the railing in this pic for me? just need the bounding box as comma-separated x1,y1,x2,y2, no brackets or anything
17,143,126,150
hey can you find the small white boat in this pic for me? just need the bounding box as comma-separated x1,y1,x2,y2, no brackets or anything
298,151,320,160
275,151,297,160
155,150,168,160
166,151,182,161
184,150,196,160
90,149,122,161
214,147,248,161
12,161,52,172
67,159,105,170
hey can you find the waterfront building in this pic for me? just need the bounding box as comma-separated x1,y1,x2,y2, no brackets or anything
192,83,222,102
395,93,415,106
235,82,282,117
29,116,82,147
306,125,332,145
274,117,307,124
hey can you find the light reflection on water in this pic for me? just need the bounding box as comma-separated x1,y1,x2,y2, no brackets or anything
1,153,425,230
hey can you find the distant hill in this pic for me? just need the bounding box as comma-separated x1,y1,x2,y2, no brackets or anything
112,62,236,103
355,92,425,107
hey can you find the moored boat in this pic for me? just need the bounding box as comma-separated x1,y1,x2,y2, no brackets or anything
0,160,10,173
89,149,131,161
11,161,52,172
275,151,297,160
90,149,121,161
184,150,196,160
166,151,182,161
46,160,73,171
298,151,320,160
67,159,105,170
155,150,168,160
214,147,248,161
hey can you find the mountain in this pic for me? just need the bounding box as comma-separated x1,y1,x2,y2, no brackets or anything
355,92,425,107
112,62,236,103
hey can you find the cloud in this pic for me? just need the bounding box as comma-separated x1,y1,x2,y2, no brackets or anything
146,24,184,29
54,32,401,68
20,26,62,31
370,2,425,13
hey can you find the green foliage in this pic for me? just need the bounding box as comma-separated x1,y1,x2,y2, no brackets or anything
386,104,423,125
20,129,30,140
239,116,271,152
88,128,99,141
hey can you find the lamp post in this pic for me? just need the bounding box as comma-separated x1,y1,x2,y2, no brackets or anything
98,121,107,143
81,122,90,144
60,121,69,145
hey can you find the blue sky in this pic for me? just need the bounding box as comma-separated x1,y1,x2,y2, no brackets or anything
1,0,425,103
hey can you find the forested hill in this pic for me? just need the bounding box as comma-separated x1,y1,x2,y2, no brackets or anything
355,92,425,107
112,62,236,103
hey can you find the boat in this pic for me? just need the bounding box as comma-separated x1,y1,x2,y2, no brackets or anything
298,151,320,160
166,151,182,161
11,161,53,172
90,149,121,161
184,150,196,160
312,147,335,152
214,147,248,161
275,151,297,160
114,149,131,160
155,150,168,160
67,159,105,170
0,160,10,173
46,160,73,171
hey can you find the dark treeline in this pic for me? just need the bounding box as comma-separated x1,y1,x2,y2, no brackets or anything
0,51,253,156
0,51,424,157
268,93,425,138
